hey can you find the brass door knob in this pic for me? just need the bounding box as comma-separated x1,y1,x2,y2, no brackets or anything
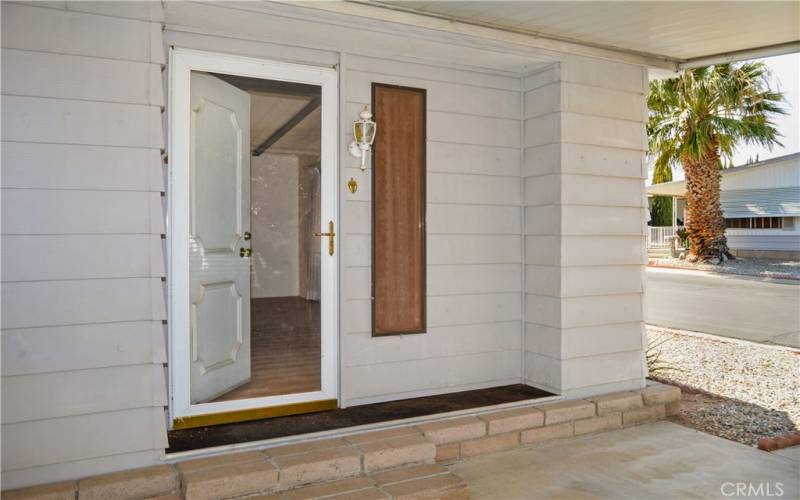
243,231,251,241
240,248,252,258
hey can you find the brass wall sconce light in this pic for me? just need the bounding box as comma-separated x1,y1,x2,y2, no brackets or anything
348,106,376,171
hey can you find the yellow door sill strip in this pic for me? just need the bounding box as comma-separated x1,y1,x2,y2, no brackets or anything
172,399,338,430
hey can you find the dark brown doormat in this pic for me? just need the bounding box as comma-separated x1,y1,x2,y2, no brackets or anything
167,384,553,452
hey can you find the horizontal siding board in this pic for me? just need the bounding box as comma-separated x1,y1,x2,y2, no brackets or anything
524,205,560,236
561,175,645,207
1,3,158,62
561,55,645,93
2,365,166,424
2,235,164,281
561,113,646,151
344,322,521,367
428,173,521,206
560,236,645,266
1,407,167,471
525,322,644,360
524,235,559,266
524,174,560,206
560,293,643,329
346,54,521,92
1,190,164,235
428,264,521,295
65,1,164,22
342,350,522,402
344,263,521,299
428,235,521,264
525,236,645,266
524,113,561,148
2,321,165,376
523,64,560,92
163,1,530,73
428,204,521,235
428,292,522,327
1,49,163,106
532,143,644,179
559,205,645,235
2,449,162,492
526,265,643,297
526,205,645,235
1,142,162,191
163,29,338,67
562,82,646,123
346,202,522,235
526,293,643,330
428,141,520,177
560,322,643,360
343,234,371,267
346,70,520,119
344,292,521,333
428,111,520,148
524,82,560,119
342,201,370,234
1,278,166,329
561,350,644,390
1,96,163,148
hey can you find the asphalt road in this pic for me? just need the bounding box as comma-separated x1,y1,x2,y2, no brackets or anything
645,267,800,348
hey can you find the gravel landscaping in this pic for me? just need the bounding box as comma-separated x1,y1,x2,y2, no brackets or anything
647,325,800,446
648,257,800,280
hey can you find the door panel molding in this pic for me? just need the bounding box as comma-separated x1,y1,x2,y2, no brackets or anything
168,48,339,423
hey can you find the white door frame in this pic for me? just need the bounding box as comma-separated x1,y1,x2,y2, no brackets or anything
168,48,339,423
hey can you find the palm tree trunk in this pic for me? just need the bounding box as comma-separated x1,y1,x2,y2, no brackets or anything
681,147,730,261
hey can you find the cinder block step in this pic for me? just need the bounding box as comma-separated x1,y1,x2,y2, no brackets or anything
4,383,681,500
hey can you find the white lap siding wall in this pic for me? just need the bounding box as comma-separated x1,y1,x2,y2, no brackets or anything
1,2,168,489
0,0,652,489
523,57,649,397
162,0,526,407
340,55,524,405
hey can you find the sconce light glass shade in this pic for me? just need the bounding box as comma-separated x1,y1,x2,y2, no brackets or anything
350,106,376,171
354,121,376,145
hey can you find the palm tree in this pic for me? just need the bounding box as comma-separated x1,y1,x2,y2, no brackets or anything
648,62,786,261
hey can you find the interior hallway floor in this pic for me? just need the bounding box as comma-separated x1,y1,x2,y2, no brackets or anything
214,296,321,402
450,421,799,499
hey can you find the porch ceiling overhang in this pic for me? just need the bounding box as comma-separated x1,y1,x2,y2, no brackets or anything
289,1,799,72
647,181,686,197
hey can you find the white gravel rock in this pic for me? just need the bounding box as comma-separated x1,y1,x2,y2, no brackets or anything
649,257,800,279
647,326,800,445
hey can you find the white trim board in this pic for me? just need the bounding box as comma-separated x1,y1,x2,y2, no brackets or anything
167,48,339,423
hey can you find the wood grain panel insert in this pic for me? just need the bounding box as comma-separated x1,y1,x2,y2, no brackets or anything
372,83,426,336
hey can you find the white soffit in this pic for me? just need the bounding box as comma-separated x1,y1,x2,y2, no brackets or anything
365,1,799,66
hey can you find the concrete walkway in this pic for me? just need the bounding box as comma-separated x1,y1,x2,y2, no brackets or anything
645,267,800,348
450,421,799,499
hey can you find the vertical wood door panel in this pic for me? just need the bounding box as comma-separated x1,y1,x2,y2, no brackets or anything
372,83,426,336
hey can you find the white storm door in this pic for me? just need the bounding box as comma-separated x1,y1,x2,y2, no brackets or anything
188,72,252,404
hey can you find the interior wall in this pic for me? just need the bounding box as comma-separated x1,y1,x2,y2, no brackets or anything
250,153,300,298
298,155,321,300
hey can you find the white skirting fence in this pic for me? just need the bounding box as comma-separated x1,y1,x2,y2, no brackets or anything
648,226,682,248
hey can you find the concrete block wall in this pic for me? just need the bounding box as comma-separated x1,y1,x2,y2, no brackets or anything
523,56,650,398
